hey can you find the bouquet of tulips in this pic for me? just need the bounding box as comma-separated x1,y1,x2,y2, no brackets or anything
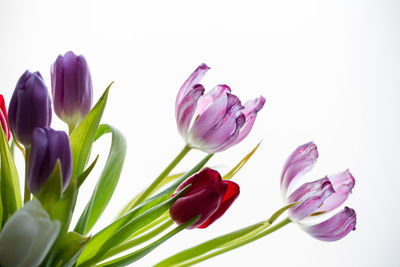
0,52,356,267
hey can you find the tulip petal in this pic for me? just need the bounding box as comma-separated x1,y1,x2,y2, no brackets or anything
300,207,356,241
176,64,210,109
0,95,10,140
288,177,335,222
195,84,231,116
28,128,49,195
197,180,240,228
315,170,355,213
230,96,266,147
188,93,244,152
174,168,221,197
176,84,205,141
281,142,318,198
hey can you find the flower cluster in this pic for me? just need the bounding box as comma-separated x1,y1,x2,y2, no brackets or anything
0,57,357,267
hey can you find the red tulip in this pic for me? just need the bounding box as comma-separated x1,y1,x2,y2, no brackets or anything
0,95,10,140
169,168,240,229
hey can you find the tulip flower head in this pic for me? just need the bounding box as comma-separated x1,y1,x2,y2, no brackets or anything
27,127,72,195
51,51,93,130
8,71,52,146
0,94,10,140
176,64,265,153
169,168,240,229
281,142,356,241
0,199,60,267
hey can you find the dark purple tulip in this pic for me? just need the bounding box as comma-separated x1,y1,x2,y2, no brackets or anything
8,71,52,146
27,127,72,195
51,51,93,129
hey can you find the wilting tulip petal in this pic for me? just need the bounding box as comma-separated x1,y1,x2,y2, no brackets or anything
51,51,93,129
0,199,60,267
170,168,240,229
300,207,356,241
230,96,266,147
288,177,335,222
281,142,318,197
0,95,10,140
176,64,265,153
315,170,355,213
8,71,52,146
28,127,72,195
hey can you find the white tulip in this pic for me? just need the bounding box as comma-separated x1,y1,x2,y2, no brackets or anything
0,199,60,267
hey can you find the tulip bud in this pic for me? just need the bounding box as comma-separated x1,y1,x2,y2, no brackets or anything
0,199,60,267
0,94,10,140
51,51,93,130
8,71,52,146
27,127,72,195
169,168,240,229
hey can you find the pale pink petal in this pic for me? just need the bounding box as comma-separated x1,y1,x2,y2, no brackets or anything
300,207,356,242
315,170,355,213
176,64,209,109
195,84,231,116
281,142,319,197
287,177,335,222
176,85,205,140
230,96,266,147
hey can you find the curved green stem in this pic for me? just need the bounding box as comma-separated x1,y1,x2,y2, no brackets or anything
127,145,191,209
23,147,31,203
178,217,292,267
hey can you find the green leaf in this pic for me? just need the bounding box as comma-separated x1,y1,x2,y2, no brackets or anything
49,180,78,235
154,203,297,267
70,83,112,181
0,127,21,224
78,186,190,267
98,215,200,267
38,160,63,212
75,124,126,235
77,155,99,188
77,154,212,266
222,141,261,180
52,231,91,267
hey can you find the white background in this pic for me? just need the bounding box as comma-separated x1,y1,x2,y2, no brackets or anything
0,0,398,266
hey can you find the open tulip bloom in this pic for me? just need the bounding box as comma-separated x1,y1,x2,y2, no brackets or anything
0,56,357,267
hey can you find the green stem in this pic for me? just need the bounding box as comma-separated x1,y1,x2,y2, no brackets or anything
128,145,191,209
23,147,31,203
68,124,76,135
100,219,174,262
128,212,170,239
178,218,292,267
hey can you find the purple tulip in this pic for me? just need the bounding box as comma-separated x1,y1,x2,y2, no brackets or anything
176,64,265,153
51,51,93,129
27,127,72,195
8,71,52,146
281,142,356,241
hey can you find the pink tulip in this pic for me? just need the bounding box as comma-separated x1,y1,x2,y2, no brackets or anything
281,142,356,241
176,64,265,153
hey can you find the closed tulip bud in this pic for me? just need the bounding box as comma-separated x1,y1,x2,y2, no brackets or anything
0,199,60,267
27,127,72,195
51,51,93,130
8,71,52,146
169,168,240,229
0,94,10,140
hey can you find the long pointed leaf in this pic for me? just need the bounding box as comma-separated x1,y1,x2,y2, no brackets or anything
0,127,21,224
98,216,200,267
75,124,126,234
70,83,112,181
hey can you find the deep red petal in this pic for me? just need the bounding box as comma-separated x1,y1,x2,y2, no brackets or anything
197,180,240,228
174,168,221,197
0,95,10,140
